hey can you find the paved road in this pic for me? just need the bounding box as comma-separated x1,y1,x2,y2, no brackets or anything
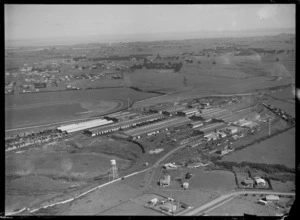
184,191,295,216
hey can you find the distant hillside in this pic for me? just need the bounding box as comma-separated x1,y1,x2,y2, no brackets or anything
5,28,295,48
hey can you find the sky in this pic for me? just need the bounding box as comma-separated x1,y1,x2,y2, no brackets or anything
5,4,295,42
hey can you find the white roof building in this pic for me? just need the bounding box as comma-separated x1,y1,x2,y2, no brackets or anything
254,177,266,185
266,195,280,201
149,198,159,205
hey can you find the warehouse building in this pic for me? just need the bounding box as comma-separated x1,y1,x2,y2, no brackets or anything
189,121,204,129
85,114,164,136
57,119,114,134
198,122,227,134
162,105,186,116
124,117,191,138
201,109,230,119
105,111,139,122
177,108,199,117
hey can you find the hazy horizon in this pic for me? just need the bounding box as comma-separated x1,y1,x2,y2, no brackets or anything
5,4,295,48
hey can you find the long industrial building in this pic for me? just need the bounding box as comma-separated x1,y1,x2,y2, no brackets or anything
57,119,114,134
177,108,199,117
198,122,227,134
124,117,191,138
189,121,204,129
85,114,164,136
105,111,139,121
162,105,186,115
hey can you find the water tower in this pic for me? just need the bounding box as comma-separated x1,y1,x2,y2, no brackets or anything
109,159,119,181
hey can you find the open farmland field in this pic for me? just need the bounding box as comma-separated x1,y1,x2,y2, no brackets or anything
5,135,143,213
125,69,191,93
5,87,158,130
188,170,236,192
222,128,295,169
101,200,163,216
5,100,120,130
5,135,142,179
204,196,278,216
126,51,294,96
270,180,295,192
151,167,236,193
58,179,144,215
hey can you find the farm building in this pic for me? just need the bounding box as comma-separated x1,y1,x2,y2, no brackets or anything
57,119,114,134
162,105,186,116
149,198,159,206
85,114,164,136
160,175,171,187
123,117,191,138
242,178,254,187
226,126,238,134
183,182,189,190
177,108,199,117
265,195,280,201
258,199,268,205
161,202,177,213
254,177,266,186
163,163,177,169
189,121,204,129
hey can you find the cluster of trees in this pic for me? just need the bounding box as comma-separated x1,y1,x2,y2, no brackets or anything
73,56,87,61
185,59,193,63
214,161,295,174
162,56,180,60
90,54,151,62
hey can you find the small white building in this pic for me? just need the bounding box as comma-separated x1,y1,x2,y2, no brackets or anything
258,199,268,205
266,195,280,201
183,182,189,190
149,198,159,205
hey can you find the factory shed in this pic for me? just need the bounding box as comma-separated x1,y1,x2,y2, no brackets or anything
124,117,190,137
189,121,204,129
199,122,227,134
57,119,114,134
177,108,199,117
105,111,138,121
162,105,186,115
85,114,164,136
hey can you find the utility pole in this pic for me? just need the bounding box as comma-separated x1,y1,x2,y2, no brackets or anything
128,98,130,110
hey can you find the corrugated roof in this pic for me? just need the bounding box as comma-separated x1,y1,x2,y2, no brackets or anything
88,114,163,133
